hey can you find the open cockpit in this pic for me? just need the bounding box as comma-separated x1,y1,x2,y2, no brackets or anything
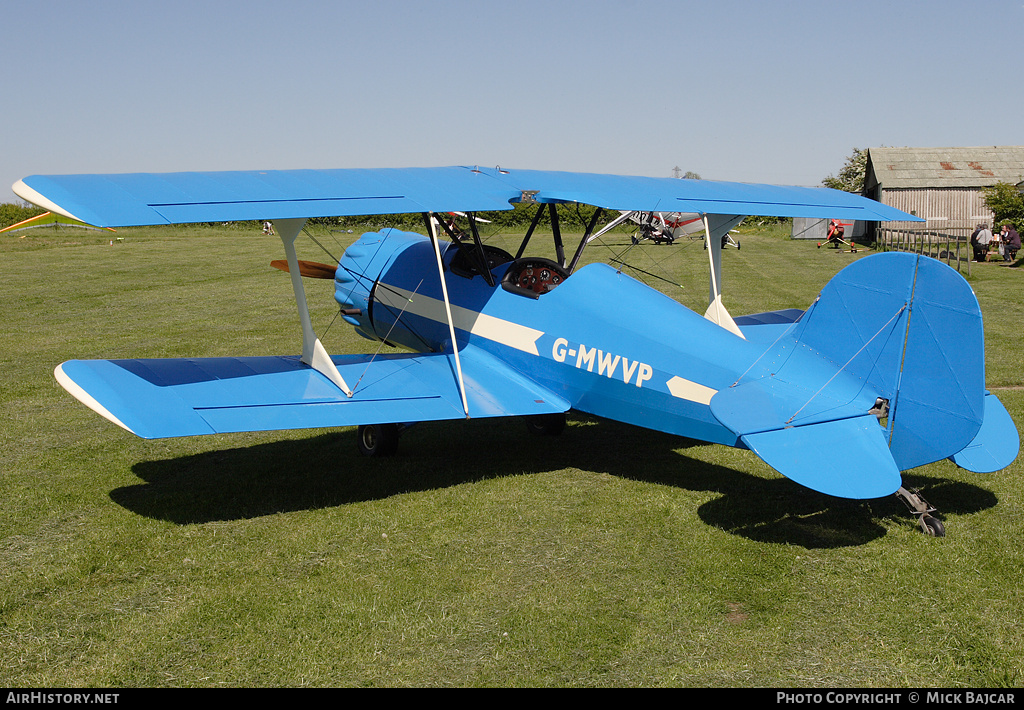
437,196,611,299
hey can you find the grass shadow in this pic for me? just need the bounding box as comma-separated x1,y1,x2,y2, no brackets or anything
111,415,998,548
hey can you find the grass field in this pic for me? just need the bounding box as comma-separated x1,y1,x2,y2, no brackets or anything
2,221,1022,687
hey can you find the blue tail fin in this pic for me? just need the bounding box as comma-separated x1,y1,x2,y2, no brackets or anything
711,252,1006,499
789,252,986,471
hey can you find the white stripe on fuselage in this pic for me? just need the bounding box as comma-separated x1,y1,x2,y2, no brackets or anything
551,338,718,404
552,337,653,387
375,284,544,355
666,376,717,405
376,283,719,406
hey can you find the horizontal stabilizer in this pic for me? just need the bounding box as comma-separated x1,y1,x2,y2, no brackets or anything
741,416,903,499
733,308,804,327
734,308,804,343
950,393,1020,473
55,345,568,439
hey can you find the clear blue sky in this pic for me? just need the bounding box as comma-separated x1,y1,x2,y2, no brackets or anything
4,0,1022,201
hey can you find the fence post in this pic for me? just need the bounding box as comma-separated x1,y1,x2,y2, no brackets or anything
877,227,979,274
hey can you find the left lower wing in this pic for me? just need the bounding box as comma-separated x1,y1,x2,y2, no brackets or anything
55,345,569,439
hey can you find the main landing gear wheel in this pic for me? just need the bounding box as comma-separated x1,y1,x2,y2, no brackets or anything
895,486,946,537
524,412,566,436
357,423,400,457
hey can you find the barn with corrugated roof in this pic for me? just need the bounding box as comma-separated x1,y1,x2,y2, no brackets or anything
863,146,1024,231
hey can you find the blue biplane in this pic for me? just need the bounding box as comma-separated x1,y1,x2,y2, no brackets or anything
14,166,1019,535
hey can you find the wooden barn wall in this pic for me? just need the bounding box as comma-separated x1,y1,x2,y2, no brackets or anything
880,187,994,230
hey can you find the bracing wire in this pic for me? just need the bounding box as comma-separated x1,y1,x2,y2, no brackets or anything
302,225,341,265
587,217,694,292
728,319,803,389
784,303,907,426
351,279,425,393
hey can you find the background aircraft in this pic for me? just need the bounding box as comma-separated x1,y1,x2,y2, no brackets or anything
14,166,1019,535
591,210,732,247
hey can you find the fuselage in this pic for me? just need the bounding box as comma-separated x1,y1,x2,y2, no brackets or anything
331,229,878,448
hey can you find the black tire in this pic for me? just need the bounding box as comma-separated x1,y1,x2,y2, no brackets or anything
525,413,566,436
357,424,400,457
920,515,946,537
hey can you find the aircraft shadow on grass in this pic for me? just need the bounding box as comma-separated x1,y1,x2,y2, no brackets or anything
110,415,998,549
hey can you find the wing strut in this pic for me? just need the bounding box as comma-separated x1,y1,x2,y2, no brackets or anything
515,203,545,258
275,218,354,397
424,213,470,418
586,210,636,244
702,214,745,338
550,204,566,267
432,213,495,287
567,207,603,274
466,213,496,287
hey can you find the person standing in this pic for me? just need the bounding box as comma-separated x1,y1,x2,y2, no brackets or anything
973,223,993,262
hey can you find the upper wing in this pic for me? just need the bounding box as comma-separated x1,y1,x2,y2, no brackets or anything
55,344,569,439
13,167,521,228
484,168,918,222
14,166,921,228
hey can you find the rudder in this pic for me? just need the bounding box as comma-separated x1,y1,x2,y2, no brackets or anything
791,252,986,471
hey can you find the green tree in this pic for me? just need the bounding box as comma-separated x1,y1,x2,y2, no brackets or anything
0,202,46,229
981,182,1024,230
822,148,868,193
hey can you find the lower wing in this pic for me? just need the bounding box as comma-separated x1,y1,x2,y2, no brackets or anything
55,344,569,439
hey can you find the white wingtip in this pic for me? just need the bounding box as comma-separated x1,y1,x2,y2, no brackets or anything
13,179,87,223
54,362,136,434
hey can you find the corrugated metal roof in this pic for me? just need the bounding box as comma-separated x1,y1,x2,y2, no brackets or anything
866,146,1024,188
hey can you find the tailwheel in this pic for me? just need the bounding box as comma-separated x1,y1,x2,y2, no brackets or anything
896,486,946,537
357,423,400,457
920,514,946,537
